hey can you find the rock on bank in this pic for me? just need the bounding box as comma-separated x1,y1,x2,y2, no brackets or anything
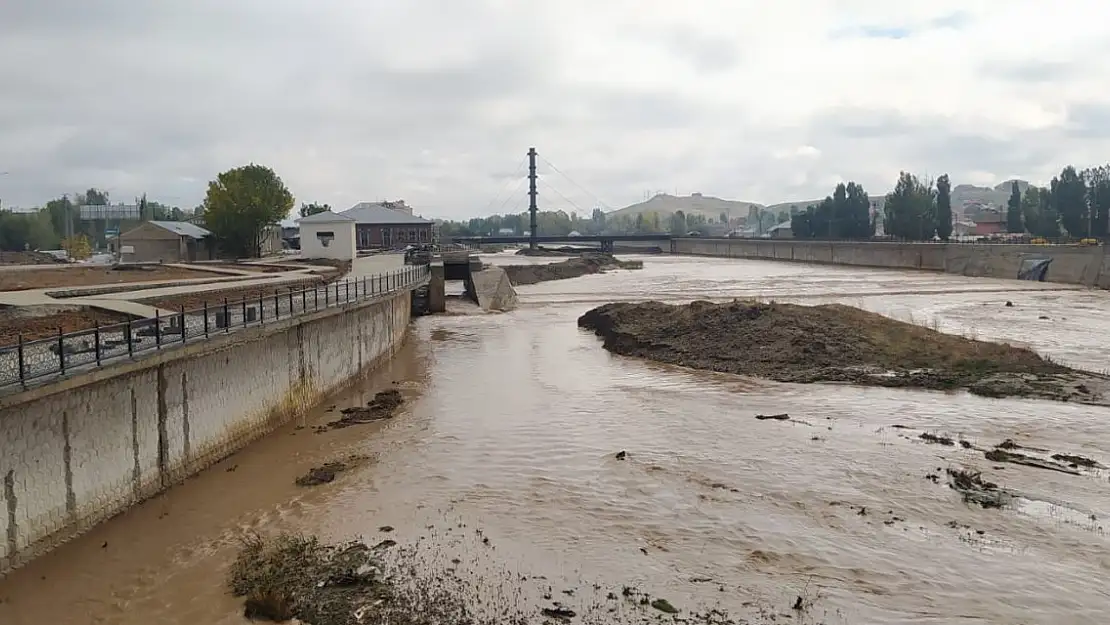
577,300,1108,404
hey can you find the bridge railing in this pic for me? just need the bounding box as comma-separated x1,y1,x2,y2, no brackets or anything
0,265,430,393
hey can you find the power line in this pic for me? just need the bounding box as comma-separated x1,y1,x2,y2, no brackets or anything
495,176,528,215
537,175,586,213
537,155,611,210
481,156,528,216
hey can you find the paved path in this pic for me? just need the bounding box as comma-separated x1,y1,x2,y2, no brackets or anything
0,265,334,318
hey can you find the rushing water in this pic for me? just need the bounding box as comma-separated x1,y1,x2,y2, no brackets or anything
3,254,1110,625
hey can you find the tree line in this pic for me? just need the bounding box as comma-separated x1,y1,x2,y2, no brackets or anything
1004,165,1110,239
0,164,316,259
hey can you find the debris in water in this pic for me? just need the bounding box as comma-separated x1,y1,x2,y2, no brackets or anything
919,432,955,446
1005,301,1014,307
542,605,577,620
755,413,790,421
947,468,1007,508
1051,453,1101,468
651,598,679,614
615,450,627,460
326,390,404,429
984,449,1080,475
294,455,372,487
378,526,394,533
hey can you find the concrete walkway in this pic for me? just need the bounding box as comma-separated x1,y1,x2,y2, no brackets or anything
0,265,335,318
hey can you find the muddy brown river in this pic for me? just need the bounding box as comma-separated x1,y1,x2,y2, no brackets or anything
2,255,1110,624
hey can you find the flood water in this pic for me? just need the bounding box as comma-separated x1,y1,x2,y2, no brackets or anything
3,254,1110,624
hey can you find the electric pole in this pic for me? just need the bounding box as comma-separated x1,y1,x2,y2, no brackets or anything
527,147,538,250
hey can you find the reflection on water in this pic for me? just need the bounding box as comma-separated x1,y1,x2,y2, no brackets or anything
2,255,1110,625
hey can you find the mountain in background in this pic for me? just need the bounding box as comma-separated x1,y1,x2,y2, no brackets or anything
608,179,1031,222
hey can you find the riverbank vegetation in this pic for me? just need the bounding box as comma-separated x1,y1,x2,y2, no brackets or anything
578,300,1107,404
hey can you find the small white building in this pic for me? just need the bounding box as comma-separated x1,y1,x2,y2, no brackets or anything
297,211,356,261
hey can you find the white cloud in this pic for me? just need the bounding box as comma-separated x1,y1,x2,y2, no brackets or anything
1,0,1108,217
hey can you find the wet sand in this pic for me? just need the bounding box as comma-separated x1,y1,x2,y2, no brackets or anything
2,255,1109,624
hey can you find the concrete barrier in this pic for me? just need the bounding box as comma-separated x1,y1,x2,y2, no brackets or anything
674,238,1107,287
470,266,518,312
0,289,413,574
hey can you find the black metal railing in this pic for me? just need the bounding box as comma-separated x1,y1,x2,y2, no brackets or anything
0,265,429,391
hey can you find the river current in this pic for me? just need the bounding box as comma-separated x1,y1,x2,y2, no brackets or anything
2,254,1109,624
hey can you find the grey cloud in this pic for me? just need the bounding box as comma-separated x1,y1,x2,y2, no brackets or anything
660,28,741,73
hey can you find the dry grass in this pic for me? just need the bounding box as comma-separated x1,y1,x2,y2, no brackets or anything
0,306,132,343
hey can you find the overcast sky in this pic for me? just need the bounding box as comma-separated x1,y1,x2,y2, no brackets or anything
1,1,1109,218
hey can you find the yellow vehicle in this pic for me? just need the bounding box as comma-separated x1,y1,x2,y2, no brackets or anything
1031,237,1049,245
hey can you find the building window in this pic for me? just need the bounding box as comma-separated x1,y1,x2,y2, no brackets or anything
419,228,428,241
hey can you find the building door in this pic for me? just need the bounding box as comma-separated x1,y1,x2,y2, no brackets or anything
382,227,391,248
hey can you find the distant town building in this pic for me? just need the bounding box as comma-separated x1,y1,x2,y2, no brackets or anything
768,221,793,239
972,210,1007,236
341,201,435,249
115,220,213,263
296,211,356,261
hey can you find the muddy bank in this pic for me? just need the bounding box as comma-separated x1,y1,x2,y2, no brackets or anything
502,253,642,286
577,300,1108,403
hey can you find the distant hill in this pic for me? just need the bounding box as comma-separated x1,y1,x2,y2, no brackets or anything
608,193,760,223
609,179,1031,220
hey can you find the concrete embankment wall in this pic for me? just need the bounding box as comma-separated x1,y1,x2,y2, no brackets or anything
675,238,1110,288
0,290,413,574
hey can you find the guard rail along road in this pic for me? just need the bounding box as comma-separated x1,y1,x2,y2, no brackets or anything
0,264,428,574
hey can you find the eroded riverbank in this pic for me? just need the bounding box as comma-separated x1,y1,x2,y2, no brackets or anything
577,299,1110,404
2,255,1109,625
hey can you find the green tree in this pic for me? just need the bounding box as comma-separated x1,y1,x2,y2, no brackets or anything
1051,165,1088,237
1022,186,1059,238
1083,165,1110,238
883,172,936,240
1006,180,1023,233
203,164,294,257
0,209,59,251
719,211,728,225
935,174,953,240
669,210,688,235
299,202,331,218
842,182,873,238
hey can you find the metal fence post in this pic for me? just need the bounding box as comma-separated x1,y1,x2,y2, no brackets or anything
17,334,25,387
362,276,367,297
301,287,306,313
274,292,280,319
180,306,186,344
94,323,101,366
223,298,230,333
204,301,210,337
155,311,161,348
288,288,294,315
314,287,319,310
58,327,66,374
241,298,247,327
259,295,265,324
126,318,133,357
325,283,330,307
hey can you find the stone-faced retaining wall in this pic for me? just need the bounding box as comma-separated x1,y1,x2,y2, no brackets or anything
0,290,412,575
674,238,1109,288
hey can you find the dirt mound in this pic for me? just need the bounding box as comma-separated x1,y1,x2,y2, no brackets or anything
0,251,67,265
577,300,1106,403
503,253,642,286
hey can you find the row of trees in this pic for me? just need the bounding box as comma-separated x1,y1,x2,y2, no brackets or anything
1,165,306,258
790,181,876,239
0,187,203,254
1004,165,1110,238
